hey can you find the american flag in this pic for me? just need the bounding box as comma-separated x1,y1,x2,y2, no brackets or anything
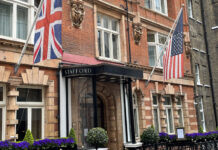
33,0,63,64
163,10,184,80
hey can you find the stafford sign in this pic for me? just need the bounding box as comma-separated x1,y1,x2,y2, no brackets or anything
62,67,94,77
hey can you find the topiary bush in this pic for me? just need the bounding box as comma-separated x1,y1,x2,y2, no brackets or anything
68,128,77,144
23,129,34,145
86,127,108,149
141,126,159,145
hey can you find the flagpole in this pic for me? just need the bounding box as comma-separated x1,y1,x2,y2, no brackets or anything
14,0,45,74
145,7,183,87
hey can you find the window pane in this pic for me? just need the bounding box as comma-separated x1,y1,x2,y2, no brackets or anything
103,17,109,29
97,15,101,26
168,109,174,133
17,6,28,40
178,109,183,127
158,46,164,67
98,30,102,56
35,0,41,7
164,110,168,133
148,45,156,66
153,96,157,105
0,2,12,37
153,109,159,132
0,108,2,140
188,0,193,17
145,0,151,9
158,35,167,44
32,109,42,139
164,97,171,105
104,32,110,58
17,88,42,102
0,87,3,101
112,20,117,31
177,98,182,105
17,108,28,141
134,109,139,137
147,33,155,42
161,0,166,13
155,0,161,11
19,0,28,2
112,34,118,59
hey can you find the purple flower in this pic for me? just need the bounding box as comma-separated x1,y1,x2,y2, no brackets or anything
0,141,9,148
11,141,30,149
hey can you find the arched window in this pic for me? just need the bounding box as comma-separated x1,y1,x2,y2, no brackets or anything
132,93,139,138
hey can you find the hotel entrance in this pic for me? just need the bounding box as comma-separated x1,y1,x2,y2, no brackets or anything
59,63,143,149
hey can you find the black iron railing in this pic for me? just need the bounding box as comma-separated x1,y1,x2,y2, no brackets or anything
142,140,218,150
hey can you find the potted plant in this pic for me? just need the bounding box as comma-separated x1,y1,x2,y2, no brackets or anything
86,127,108,150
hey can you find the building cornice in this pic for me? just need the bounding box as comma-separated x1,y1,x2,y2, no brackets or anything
84,0,136,18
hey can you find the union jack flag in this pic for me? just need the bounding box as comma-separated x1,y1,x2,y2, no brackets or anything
163,9,184,80
34,0,63,64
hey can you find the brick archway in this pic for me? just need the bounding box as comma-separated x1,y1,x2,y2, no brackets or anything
96,83,119,150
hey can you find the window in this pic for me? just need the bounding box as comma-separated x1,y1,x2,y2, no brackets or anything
133,93,139,138
16,87,44,141
195,64,201,85
147,32,167,67
187,0,193,18
164,96,174,134
0,0,40,41
97,14,120,61
152,95,160,132
0,84,6,140
176,97,184,127
144,0,168,15
199,97,206,132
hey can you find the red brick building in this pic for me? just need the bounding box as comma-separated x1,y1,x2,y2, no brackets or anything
0,0,197,150
59,0,198,149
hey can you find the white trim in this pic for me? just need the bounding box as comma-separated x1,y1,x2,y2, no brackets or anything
97,13,121,61
120,82,126,143
147,32,167,68
124,86,131,142
199,97,206,132
0,84,6,140
204,84,210,88
16,85,45,139
212,26,218,30
152,95,161,132
163,96,175,134
59,71,67,137
0,0,35,43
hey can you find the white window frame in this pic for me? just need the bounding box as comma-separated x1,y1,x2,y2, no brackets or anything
152,95,161,132
199,97,206,132
97,13,121,62
195,64,201,85
176,97,184,127
144,0,168,16
147,32,167,68
163,96,175,134
0,84,6,140
132,92,140,139
0,0,37,43
187,0,193,18
16,86,44,139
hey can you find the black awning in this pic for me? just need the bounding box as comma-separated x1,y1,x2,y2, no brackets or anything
62,63,143,79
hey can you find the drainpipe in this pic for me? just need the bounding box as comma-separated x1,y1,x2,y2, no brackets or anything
200,0,218,127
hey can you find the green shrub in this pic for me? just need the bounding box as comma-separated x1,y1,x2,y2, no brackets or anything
216,126,218,131
141,126,159,145
23,129,34,145
68,128,77,144
86,127,108,149
199,126,204,133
